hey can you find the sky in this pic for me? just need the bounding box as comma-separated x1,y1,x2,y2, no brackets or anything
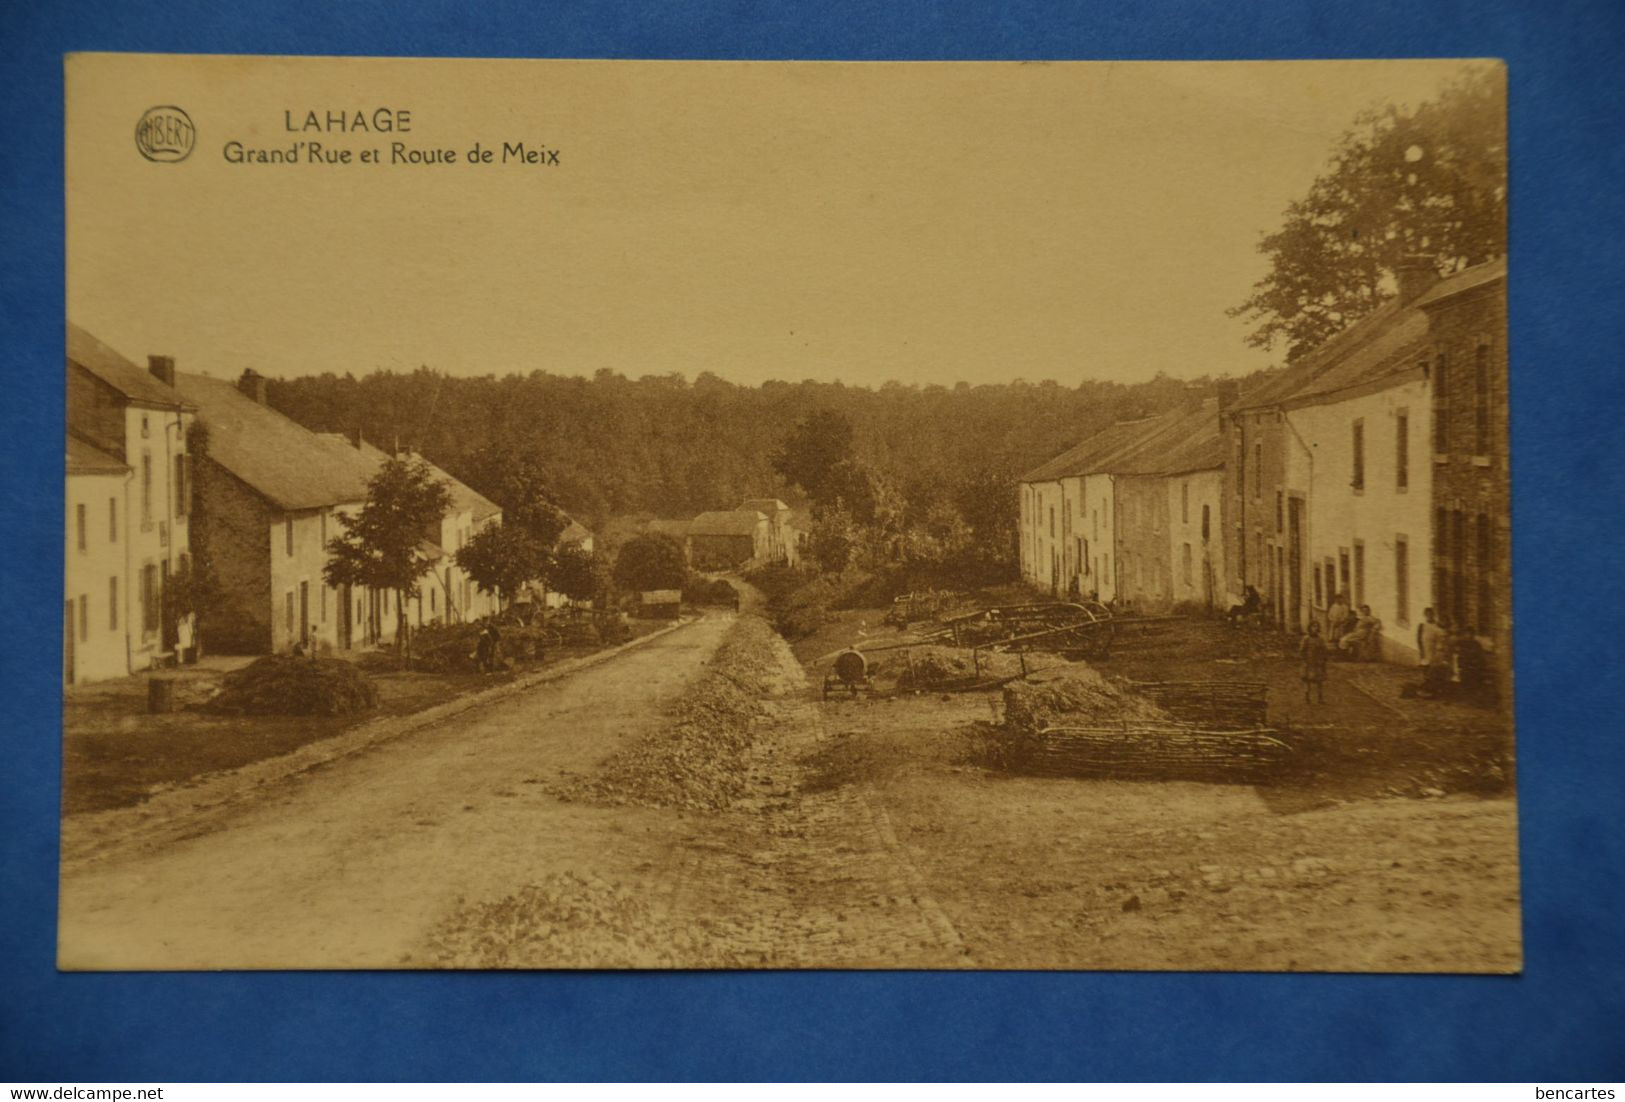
67,56,1484,388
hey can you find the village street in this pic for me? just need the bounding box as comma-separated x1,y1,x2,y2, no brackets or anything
60,598,1521,973
58,615,747,970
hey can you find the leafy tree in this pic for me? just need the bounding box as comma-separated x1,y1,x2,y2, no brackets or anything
1230,65,1506,361
460,446,569,546
455,523,545,607
772,410,855,505
549,543,599,603
324,457,453,664
612,532,688,593
807,504,860,573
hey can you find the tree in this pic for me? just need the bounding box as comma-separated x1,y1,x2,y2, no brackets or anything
612,532,688,593
461,446,569,545
1229,65,1506,361
549,543,599,604
772,410,856,505
807,503,860,573
324,457,453,664
455,523,545,608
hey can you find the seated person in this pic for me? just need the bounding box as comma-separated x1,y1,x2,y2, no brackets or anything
1338,604,1383,659
1227,585,1262,623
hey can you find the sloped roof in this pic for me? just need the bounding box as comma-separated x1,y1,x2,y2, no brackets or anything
1021,416,1164,483
689,510,766,537
174,373,373,511
67,435,128,476
67,323,195,411
1413,256,1506,310
1243,259,1506,413
740,497,789,514
558,519,592,546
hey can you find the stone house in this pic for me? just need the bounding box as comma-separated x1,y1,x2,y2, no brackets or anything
172,370,395,654
1415,259,1510,696
66,324,197,678
687,510,769,570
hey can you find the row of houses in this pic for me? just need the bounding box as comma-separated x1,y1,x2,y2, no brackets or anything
64,324,554,685
1018,257,1509,693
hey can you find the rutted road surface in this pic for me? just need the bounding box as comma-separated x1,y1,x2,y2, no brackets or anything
59,616,744,969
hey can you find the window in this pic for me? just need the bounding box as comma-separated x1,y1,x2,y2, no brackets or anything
141,452,153,524
1395,538,1409,624
1353,541,1365,607
141,564,159,633
1476,514,1493,633
140,415,150,439
1338,549,1350,599
1253,442,1262,499
1351,419,1365,491
1313,562,1323,607
109,497,118,542
1474,344,1491,455
321,511,327,546
109,576,119,631
430,589,437,613
286,518,295,556
76,504,87,551
79,595,89,641
1049,507,1055,538
286,591,295,635
1235,438,1246,493
1182,543,1193,586
1396,409,1410,490
1275,490,1283,533
1063,498,1071,536
1434,353,1450,453
174,454,189,517
1181,482,1189,524
1201,504,1210,542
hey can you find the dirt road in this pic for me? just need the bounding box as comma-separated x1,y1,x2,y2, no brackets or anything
58,615,735,970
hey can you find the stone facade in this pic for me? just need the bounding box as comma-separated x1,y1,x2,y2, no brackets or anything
1419,269,1511,698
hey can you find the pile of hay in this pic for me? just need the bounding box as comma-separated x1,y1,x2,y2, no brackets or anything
204,656,379,717
560,616,803,811
1001,666,1170,735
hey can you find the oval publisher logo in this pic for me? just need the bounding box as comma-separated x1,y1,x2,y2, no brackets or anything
135,105,195,163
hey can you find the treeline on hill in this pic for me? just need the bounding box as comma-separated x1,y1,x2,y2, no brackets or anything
267,368,1256,527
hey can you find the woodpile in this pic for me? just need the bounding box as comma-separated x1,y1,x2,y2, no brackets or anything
1013,723,1291,781
1127,680,1269,730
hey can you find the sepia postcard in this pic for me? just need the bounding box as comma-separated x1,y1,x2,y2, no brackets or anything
60,54,1517,972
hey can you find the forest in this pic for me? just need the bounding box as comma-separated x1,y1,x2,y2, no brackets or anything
266,367,1256,527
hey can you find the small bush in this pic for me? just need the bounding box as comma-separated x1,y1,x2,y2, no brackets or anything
205,655,379,716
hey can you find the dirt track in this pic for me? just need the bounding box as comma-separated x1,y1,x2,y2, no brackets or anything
59,607,1522,972
58,616,735,970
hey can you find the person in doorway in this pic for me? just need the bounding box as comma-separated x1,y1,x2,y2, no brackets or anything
1299,620,1329,704
474,623,496,673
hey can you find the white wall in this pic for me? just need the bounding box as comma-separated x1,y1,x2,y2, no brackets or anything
1289,378,1433,660
123,405,192,670
65,470,131,683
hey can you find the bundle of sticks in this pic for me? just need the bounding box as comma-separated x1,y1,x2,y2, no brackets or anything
1014,722,1291,781
1127,680,1269,730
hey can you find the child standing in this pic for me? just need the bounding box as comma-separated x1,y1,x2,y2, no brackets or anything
1300,620,1329,704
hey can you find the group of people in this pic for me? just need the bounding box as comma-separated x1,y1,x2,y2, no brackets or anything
1299,602,1492,705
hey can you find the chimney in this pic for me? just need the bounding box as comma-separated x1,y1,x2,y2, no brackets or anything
237,368,268,405
147,355,176,389
1395,255,1441,304
1216,379,1239,430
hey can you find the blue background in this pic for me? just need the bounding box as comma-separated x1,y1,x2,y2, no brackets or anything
4,0,1623,1083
